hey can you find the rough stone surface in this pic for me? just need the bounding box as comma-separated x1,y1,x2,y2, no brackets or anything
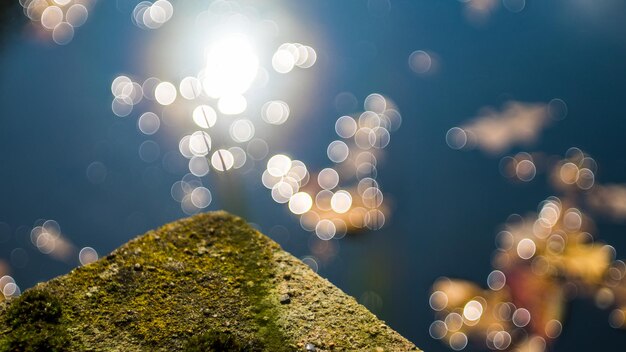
0,211,420,351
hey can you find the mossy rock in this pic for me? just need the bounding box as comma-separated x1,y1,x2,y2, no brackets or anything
0,211,420,351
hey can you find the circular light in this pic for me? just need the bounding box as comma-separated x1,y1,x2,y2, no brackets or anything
409,50,432,74
516,160,536,182
192,105,217,128
327,140,349,163
66,4,89,27
429,291,448,311
487,270,506,291
152,0,173,24
155,81,177,105
189,131,211,156
512,308,531,327
548,98,568,120
299,46,317,68
52,22,74,45
610,309,626,328
142,77,160,100
139,140,160,163
229,146,247,169
138,112,160,135
272,48,295,73
300,212,320,232
86,161,107,184
79,247,98,266
492,331,512,350
315,190,333,211
301,256,319,272
41,6,63,30
112,76,132,96
289,192,313,215
318,168,339,190
362,187,384,208
315,219,336,240
364,209,385,230
179,77,202,100
335,116,358,138
369,127,390,149
364,93,387,114
261,100,290,125
188,156,210,177
429,320,447,340
577,168,595,190
560,162,579,184
545,320,562,339
517,238,536,259
267,154,292,177
449,332,468,351
211,149,235,171
230,119,255,143
271,181,294,203
463,300,483,321
331,190,352,214
446,127,467,150
111,97,133,117
191,187,212,208
247,139,269,160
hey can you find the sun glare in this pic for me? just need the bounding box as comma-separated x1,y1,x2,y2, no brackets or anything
201,34,259,115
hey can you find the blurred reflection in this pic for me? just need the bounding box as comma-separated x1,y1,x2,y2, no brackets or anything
107,1,401,239
267,94,401,240
431,149,626,351
588,185,626,221
446,100,566,155
19,0,95,45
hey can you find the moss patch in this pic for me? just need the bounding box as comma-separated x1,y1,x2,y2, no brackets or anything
184,330,257,352
0,289,71,352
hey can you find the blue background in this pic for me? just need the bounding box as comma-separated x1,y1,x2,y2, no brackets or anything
1,0,626,350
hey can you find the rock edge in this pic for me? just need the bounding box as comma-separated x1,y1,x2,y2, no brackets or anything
0,211,420,352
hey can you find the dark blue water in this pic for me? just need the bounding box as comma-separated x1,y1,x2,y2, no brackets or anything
1,1,626,350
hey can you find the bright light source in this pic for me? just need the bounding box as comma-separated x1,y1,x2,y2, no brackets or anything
202,34,259,100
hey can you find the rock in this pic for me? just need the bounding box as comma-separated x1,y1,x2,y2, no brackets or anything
0,211,420,351
279,293,291,305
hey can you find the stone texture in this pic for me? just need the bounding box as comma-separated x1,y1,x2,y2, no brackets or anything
0,211,420,352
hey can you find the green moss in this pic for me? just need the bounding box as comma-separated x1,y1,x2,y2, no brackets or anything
194,216,291,351
0,211,420,351
0,290,70,352
184,331,260,352
14,212,294,351
4,290,62,327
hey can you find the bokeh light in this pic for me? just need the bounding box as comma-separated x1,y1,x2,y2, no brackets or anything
21,0,95,45
78,247,98,266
